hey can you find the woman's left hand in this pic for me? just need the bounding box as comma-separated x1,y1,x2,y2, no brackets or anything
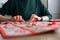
28,14,41,22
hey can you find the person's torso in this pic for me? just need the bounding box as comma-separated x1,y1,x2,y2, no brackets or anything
0,0,41,21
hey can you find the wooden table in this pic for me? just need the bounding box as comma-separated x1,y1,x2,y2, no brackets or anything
0,31,60,40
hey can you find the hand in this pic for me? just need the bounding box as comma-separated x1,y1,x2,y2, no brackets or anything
10,15,25,22
28,14,41,22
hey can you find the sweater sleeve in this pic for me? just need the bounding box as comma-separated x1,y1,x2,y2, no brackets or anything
38,0,52,20
0,8,5,16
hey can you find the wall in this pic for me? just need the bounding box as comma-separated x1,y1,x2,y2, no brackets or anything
48,0,60,19
0,0,8,8
59,0,60,14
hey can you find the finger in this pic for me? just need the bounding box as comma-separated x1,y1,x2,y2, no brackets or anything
32,18,39,22
35,17,41,21
13,16,19,22
34,15,41,21
14,16,16,20
21,18,25,22
38,17,41,20
11,16,16,21
30,18,35,22
19,16,21,20
19,19,25,22
16,16,20,21
30,14,34,20
19,16,25,22
20,16,22,19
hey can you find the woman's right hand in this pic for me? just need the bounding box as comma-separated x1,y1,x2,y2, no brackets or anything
10,15,25,22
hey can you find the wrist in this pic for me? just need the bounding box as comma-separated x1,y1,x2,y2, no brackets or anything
40,17,43,21
6,17,11,21
41,16,49,21
8,18,11,21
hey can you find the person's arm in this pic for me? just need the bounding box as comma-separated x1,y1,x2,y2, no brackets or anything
38,0,52,21
0,14,11,21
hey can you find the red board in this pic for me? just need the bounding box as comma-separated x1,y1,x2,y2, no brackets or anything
51,19,60,22
0,21,60,38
